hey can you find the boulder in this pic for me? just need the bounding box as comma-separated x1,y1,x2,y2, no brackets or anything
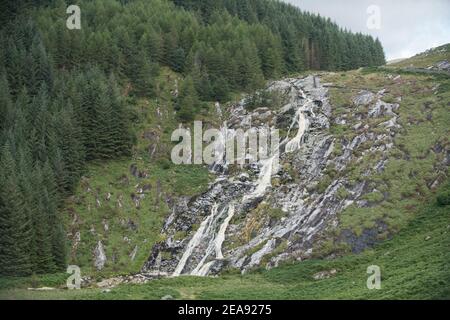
353,91,375,106
313,269,338,280
94,241,107,271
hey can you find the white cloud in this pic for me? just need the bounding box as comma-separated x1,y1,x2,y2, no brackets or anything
282,0,450,60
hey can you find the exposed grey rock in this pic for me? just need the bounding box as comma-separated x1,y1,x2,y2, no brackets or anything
368,99,399,118
94,241,107,271
434,60,450,72
103,219,109,232
130,164,148,178
97,277,122,288
339,221,388,253
140,75,404,277
27,287,56,291
313,269,338,280
72,231,81,252
353,90,375,106
379,117,400,129
247,239,277,269
353,122,363,130
129,245,138,261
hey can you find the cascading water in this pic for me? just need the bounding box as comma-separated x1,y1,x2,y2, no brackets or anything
172,202,238,276
172,203,218,277
285,109,309,153
215,204,235,259
143,76,333,277
170,81,313,277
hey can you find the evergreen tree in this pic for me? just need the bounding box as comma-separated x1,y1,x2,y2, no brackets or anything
177,76,199,122
131,51,158,97
30,165,56,273
0,145,33,276
0,73,12,130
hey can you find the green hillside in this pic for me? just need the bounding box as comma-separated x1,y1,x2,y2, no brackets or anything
0,0,386,279
0,0,449,301
388,44,450,69
1,180,448,300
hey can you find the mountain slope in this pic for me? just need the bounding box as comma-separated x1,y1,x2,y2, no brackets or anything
0,0,386,277
141,68,449,277
0,0,448,301
1,62,448,299
388,43,450,71
1,180,448,299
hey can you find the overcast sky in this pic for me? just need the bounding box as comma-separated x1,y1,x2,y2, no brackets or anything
283,0,450,60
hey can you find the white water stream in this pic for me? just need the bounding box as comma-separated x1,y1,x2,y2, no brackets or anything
172,82,311,277
172,204,218,277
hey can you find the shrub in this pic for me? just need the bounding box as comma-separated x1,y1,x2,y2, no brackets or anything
436,185,450,206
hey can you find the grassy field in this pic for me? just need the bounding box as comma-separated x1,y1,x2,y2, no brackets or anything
0,182,448,300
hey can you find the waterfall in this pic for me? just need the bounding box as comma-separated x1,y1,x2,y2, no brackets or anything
215,204,235,259
285,109,309,153
169,77,315,277
172,204,218,276
190,204,235,276
244,156,277,202
172,203,236,277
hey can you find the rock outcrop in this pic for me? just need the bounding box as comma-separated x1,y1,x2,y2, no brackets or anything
141,75,404,276
94,241,107,271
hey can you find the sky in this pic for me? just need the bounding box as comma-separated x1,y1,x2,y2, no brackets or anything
282,0,450,60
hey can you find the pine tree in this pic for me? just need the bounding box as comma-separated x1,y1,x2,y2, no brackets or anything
53,104,85,193
30,164,56,273
30,35,54,94
42,161,66,270
0,73,12,130
0,145,33,276
140,30,163,63
177,76,199,122
131,51,158,97
107,73,132,157
211,76,230,102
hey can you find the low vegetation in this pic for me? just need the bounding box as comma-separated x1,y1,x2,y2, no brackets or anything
1,182,448,300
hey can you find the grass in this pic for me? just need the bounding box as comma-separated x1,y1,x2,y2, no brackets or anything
387,44,450,69
1,184,448,300
322,69,450,240
59,67,212,277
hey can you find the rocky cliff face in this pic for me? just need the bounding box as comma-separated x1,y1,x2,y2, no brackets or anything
141,75,412,276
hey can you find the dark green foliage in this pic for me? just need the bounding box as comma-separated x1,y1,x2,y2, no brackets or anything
0,17,132,275
33,0,385,108
437,183,450,206
172,0,386,71
73,68,131,160
0,146,33,276
176,77,200,122
130,52,158,97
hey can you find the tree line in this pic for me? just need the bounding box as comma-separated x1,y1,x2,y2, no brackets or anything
36,0,385,120
0,17,131,275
